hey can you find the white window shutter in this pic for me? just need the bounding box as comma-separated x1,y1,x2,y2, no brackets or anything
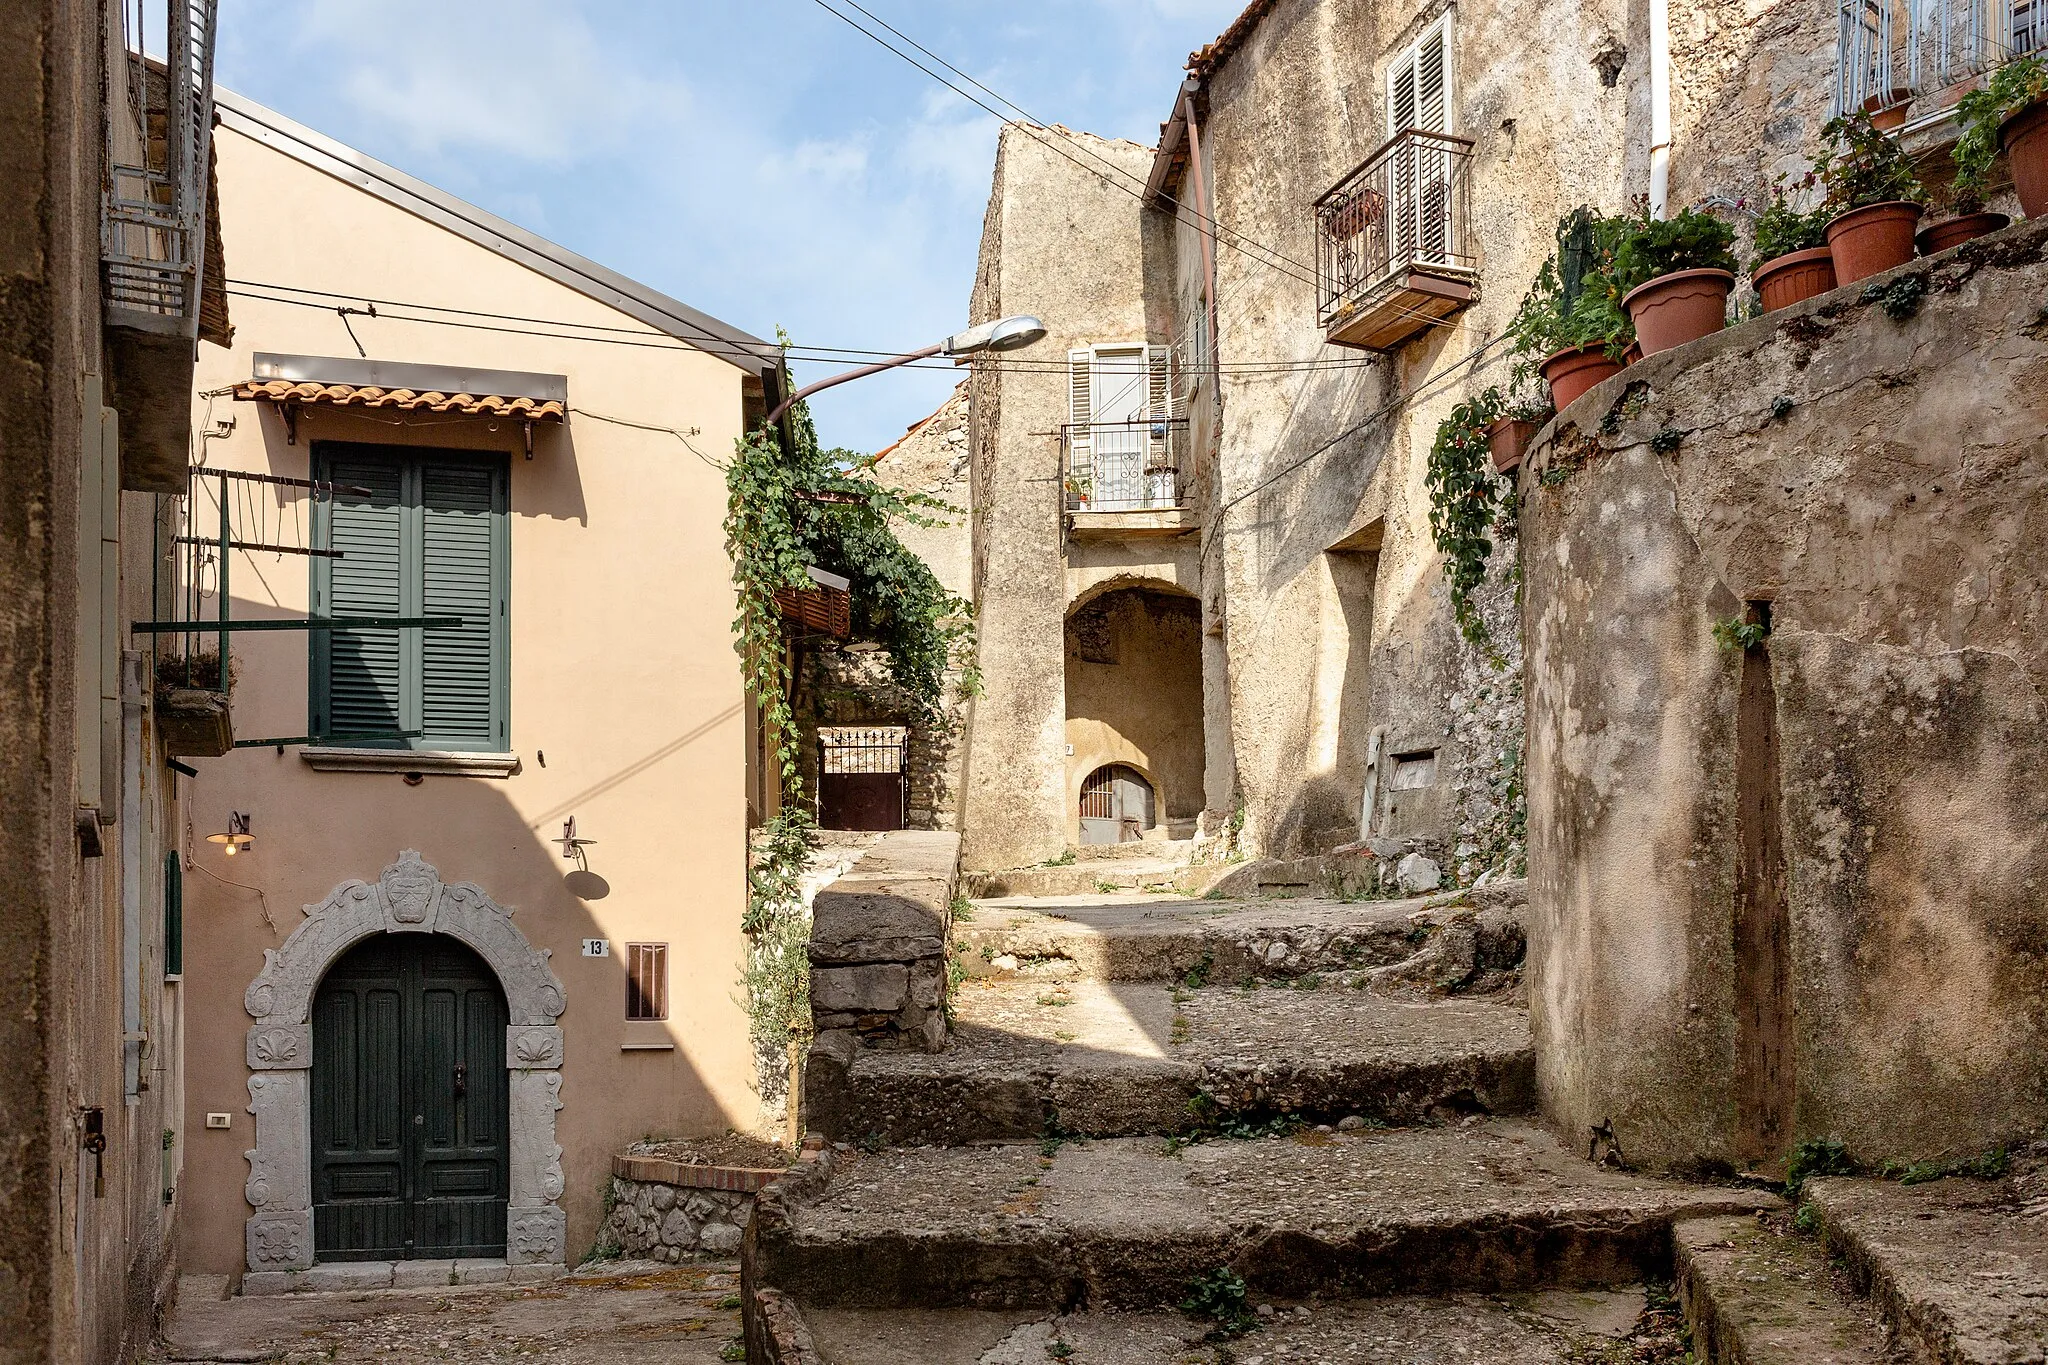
1388,16,1453,136
1389,50,1417,135
1146,345,1173,420
1068,348,1093,476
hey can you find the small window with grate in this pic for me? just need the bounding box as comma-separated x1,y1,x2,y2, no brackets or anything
625,943,668,1021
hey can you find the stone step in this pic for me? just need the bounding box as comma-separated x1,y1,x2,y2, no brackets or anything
751,1119,1780,1313
806,978,1534,1145
1675,1214,1898,1364
1805,1158,2048,1365
798,1283,1671,1364
954,890,1522,989
963,863,1199,899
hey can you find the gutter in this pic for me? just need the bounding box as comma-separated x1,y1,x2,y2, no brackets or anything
1649,0,1671,217
1145,77,1204,206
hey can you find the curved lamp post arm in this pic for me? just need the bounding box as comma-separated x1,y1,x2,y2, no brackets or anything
761,315,1047,431
763,343,944,429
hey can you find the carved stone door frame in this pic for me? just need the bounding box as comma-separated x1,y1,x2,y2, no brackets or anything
241,851,568,1276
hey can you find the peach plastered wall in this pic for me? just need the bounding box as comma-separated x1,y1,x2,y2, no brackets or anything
177,121,757,1274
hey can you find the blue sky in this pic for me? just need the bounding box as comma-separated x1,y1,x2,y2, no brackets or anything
213,1,1248,453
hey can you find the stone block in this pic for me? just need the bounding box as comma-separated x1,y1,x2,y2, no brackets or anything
507,1262,566,1285
245,1023,312,1070
507,1204,567,1265
452,1259,511,1285
302,1261,394,1292
392,1260,456,1289
811,963,909,1013
660,1208,698,1246
700,1222,743,1254
907,960,945,1008
244,1207,314,1274
239,1271,294,1297
651,1184,676,1212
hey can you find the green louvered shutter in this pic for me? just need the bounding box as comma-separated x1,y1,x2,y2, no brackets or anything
318,451,406,740
419,458,506,748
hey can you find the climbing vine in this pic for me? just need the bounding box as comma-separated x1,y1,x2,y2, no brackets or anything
1425,385,1536,654
725,375,976,1066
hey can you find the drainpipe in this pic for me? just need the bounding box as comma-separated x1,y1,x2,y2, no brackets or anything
1649,0,1672,217
1182,93,1219,388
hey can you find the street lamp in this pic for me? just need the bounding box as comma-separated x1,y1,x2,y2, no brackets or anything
763,315,1047,428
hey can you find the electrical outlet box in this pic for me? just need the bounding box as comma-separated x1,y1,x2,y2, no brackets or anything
204,1113,231,1130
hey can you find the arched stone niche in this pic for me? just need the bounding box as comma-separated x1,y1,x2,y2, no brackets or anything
241,850,568,1273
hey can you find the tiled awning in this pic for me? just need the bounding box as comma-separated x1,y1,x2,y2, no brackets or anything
231,353,568,422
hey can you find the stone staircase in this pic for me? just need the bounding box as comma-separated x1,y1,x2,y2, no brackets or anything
749,881,2048,1363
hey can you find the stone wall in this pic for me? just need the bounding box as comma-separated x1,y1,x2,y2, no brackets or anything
806,829,961,1053
1521,219,2048,1173
605,1151,783,1261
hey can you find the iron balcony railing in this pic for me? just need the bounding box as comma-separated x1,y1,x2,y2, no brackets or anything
1836,0,2044,117
104,0,220,336
1314,128,1476,333
1061,417,1188,512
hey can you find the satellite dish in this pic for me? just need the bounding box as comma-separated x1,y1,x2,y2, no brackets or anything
564,869,610,900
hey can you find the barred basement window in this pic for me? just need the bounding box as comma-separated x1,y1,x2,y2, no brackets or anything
625,943,668,1021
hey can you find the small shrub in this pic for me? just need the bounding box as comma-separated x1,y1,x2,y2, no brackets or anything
1713,617,1770,652
1611,202,1739,298
1881,1146,2010,1185
1814,111,1926,213
1954,54,2048,210
1649,427,1686,455
1180,1267,1259,1339
1785,1135,1858,1193
1180,952,1214,990
950,895,975,923
1863,273,1928,321
1751,177,1833,265
1508,208,1635,383
1792,1203,1821,1234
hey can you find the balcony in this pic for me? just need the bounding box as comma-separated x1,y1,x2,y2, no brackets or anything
1836,0,2044,122
1315,129,1477,353
1061,417,1196,536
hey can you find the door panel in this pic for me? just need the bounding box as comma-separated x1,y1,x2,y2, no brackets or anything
312,934,508,1261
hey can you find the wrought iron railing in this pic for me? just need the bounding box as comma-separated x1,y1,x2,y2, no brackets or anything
103,0,220,336
1836,0,2042,117
1314,128,1475,333
1061,417,1188,512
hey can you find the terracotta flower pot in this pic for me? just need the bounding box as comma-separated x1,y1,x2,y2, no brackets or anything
1863,89,1913,131
1622,339,1644,366
1539,343,1623,412
1824,201,1923,283
2002,100,2048,220
1752,247,1838,313
1621,268,1734,357
1485,417,1540,474
1916,212,2010,255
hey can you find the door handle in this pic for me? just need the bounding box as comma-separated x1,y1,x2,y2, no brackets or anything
453,1062,467,1098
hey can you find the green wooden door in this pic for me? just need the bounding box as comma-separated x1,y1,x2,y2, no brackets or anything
312,935,509,1260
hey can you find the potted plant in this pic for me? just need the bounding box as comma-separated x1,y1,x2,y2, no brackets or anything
1862,88,1914,132
1955,53,2048,220
1483,392,1554,474
1916,177,2009,255
1815,110,1927,282
1749,177,1838,311
155,650,234,757
1613,202,1739,355
1509,208,1634,411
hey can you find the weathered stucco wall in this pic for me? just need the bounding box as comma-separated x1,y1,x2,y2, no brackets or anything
961,125,1171,871
1523,220,2048,1173
1189,0,1637,865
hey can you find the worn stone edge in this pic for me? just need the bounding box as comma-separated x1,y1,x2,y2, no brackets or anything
612,1153,787,1193
1803,1179,1971,1365
741,1139,842,1364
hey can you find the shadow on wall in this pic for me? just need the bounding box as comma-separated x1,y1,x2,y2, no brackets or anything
177,611,740,1276
1064,584,1204,838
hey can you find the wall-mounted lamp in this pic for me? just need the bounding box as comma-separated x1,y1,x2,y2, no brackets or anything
207,811,253,856
557,817,609,900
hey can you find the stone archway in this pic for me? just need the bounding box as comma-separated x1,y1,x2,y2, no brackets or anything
241,850,568,1275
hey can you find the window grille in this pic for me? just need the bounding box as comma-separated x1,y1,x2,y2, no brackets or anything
819,726,909,774
1836,0,2038,115
625,943,668,1021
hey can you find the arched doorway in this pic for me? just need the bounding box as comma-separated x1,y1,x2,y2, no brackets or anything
311,934,510,1261
1079,763,1156,843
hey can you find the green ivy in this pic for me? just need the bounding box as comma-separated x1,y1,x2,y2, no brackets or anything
1426,386,1513,651
1954,55,2048,209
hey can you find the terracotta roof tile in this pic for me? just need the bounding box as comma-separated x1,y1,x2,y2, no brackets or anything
1187,0,1281,77
231,378,565,421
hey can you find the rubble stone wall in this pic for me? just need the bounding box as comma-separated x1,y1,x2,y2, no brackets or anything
1522,220,2048,1172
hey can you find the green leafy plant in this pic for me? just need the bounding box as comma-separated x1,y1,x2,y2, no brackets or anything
1713,617,1770,652
1611,202,1740,297
1508,208,1635,381
1180,1268,1260,1339
1814,111,1927,213
1880,1145,2010,1185
1785,1135,1858,1193
1792,1203,1821,1234
1750,176,1833,265
1954,54,2048,210
1426,387,1512,652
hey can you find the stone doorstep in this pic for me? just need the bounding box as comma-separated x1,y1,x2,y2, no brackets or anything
240,1259,562,1296
613,1153,787,1193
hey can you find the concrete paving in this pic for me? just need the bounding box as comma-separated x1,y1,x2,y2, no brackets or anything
805,1286,1668,1364
152,1261,744,1364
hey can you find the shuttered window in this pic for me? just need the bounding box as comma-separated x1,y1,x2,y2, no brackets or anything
1388,15,1454,137
311,443,509,751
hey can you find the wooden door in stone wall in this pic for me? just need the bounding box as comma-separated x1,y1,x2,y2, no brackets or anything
311,934,509,1260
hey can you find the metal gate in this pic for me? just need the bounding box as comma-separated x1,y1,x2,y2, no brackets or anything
818,726,909,831
1079,764,1155,844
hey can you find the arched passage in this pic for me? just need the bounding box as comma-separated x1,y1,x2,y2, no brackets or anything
241,850,567,1278
1064,585,1203,840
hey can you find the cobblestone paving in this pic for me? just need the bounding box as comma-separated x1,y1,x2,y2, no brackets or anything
153,1261,745,1364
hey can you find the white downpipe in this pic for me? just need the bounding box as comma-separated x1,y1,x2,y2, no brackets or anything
1649,0,1672,217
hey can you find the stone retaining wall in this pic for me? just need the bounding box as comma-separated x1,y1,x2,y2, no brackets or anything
807,829,960,1053
604,1153,787,1260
